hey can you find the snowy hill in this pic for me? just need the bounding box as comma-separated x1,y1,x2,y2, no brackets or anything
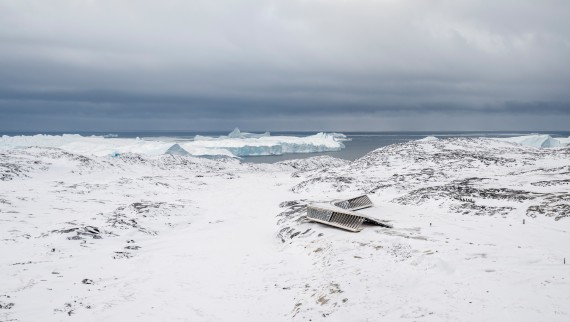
1,138,569,321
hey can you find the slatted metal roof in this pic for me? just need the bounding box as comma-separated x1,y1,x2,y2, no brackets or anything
332,195,373,211
307,195,391,232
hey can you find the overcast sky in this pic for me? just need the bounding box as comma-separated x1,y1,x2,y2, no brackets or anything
1,0,569,131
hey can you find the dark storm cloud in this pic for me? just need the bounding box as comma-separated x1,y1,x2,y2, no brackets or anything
0,0,569,131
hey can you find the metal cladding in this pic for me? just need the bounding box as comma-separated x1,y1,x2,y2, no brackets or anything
333,195,373,211
307,195,392,232
306,207,333,222
330,211,366,231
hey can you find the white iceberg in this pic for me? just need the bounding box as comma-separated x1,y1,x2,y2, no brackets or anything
227,127,270,139
183,130,345,157
328,132,351,142
0,129,346,158
165,143,190,156
558,136,570,146
195,128,270,141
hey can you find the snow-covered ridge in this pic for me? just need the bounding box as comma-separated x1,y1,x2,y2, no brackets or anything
495,134,570,148
417,136,439,142
0,129,346,158
414,134,570,148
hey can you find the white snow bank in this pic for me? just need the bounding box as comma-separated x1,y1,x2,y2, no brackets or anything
417,136,439,142
0,129,346,158
497,134,569,148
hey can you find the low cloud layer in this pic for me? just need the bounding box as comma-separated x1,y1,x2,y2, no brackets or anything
1,0,569,131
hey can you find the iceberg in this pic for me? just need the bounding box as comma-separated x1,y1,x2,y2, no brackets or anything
182,131,345,157
183,130,345,157
195,128,271,141
497,134,568,148
0,134,224,157
0,129,346,158
328,132,350,142
165,144,190,156
227,127,270,139
558,136,570,146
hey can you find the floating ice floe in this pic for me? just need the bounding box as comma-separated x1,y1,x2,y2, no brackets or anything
0,129,346,158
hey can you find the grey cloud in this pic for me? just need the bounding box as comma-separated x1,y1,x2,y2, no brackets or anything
0,0,569,131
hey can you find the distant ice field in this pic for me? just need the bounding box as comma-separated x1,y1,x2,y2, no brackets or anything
1,130,569,163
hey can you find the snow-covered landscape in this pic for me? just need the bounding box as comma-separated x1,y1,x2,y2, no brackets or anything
1,134,570,321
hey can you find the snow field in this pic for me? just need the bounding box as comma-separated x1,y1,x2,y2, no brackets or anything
1,137,569,321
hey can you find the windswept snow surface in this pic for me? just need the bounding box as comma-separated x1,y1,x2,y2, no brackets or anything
0,130,345,158
1,138,570,321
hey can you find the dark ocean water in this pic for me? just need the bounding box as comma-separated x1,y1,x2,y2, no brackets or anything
2,131,569,163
